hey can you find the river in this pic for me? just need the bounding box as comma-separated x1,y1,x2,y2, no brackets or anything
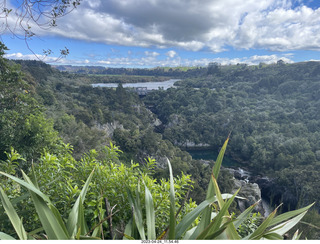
92,79,180,90
187,149,241,168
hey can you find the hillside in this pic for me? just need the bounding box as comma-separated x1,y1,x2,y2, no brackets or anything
1,57,320,239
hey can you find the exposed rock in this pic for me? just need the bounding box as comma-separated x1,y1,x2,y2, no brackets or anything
231,178,265,215
228,167,251,181
94,121,124,138
153,156,169,169
153,118,162,127
176,140,211,148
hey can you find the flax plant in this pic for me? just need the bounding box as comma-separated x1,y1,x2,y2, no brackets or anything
0,167,101,240
124,137,313,240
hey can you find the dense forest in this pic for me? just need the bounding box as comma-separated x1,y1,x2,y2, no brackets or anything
144,61,320,209
1,42,320,239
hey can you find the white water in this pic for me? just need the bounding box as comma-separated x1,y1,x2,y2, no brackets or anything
261,198,274,217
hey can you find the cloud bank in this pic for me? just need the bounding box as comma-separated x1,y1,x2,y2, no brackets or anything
5,51,294,68
45,0,320,53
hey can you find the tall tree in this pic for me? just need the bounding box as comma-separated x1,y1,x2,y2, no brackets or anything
0,42,61,164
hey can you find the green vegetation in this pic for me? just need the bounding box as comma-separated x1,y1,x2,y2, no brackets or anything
143,62,320,212
0,137,312,240
1,41,320,239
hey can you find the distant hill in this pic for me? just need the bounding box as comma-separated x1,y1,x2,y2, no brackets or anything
52,64,208,77
52,65,106,73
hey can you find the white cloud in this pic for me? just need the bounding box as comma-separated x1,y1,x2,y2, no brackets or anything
145,51,160,57
4,0,320,54
166,50,177,58
44,0,320,53
5,49,295,68
236,5,320,51
68,54,295,67
4,52,62,62
172,54,294,67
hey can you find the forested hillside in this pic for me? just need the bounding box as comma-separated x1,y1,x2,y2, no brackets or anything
143,61,320,212
1,47,320,239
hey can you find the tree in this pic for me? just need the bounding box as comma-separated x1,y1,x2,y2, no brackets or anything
0,42,62,163
0,0,82,60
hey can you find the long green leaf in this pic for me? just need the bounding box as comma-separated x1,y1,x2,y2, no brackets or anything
127,187,146,240
78,235,101,240
292,229,302,240
234,201,260,229
66,169,95,237
196,189,239,240
204,220,234,240
176,194,239,239
269,202,314,227
175,196,217,239
212,174,240,240
193,137,230,238
262,232,283,240
268,210,309,237
29,191,70,239
212,135,230,179
0,171,51,203
0,187,27,240
144,183,156,240
0,232,16,240
136,182,146,240
20,170,70,239
245,206,279,240
78,197,89,236
212,174,225,209
49,204,69,236
124,218,135,240
183,226,197,240
167,158,176,240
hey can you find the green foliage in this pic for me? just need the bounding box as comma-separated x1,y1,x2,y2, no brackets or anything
0,168,97,240
292,208,320,239
124,138,312,240
0,43,62,163
143,61,320,214
0,143,195,239
237,213,262,238
1,48,319,239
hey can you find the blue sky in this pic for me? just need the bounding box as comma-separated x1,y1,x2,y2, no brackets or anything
2,0,320,68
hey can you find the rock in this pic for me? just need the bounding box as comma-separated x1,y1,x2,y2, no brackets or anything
231,178,265,215
227,167,251,181
153,118,162,127
94,121,124,137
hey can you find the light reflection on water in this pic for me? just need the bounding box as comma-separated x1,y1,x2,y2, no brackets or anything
92,79,180,90
187,149,240,168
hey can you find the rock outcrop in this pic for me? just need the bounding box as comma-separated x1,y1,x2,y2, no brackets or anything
231,178,266,215
94,121,124,137
227,167,271,216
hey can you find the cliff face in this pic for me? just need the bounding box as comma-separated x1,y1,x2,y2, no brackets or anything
94,121,124,138
227,167,272,217
232,178,266,216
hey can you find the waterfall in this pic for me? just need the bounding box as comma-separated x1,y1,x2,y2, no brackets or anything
261,198,273,217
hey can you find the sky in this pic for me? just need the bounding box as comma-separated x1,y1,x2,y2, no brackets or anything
2,0,320,68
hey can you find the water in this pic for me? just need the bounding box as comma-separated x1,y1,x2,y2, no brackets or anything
261,198,274,217
92,79,180,90
187,149,240,168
